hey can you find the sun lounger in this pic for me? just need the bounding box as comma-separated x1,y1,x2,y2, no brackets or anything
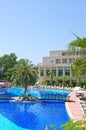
79,91,86,100
80,102,86,115
80,96,86,100
76,90,85,97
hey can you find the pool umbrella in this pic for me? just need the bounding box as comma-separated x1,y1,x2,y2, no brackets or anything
45,125,48,130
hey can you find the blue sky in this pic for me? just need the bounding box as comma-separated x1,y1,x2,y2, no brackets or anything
0,0,86,65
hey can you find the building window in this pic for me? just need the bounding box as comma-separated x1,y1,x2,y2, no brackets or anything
46,69,50,76
62,59,67,64
64,59,67,63
65,69,70,76
58,70,63,76
56,59,61,64
40,70,44,76
52,69,56,76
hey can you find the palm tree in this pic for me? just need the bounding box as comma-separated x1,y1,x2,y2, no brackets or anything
67,34,86,86
67,34,86,57
60,116,86,130
11,59,38,96
47,70,56,85
54,76,63,86
71,59,85,86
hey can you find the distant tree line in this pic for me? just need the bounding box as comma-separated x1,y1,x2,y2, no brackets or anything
0,53,38,94
0,53,17,81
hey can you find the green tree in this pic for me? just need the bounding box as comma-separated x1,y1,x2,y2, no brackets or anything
0,53,17,80
67,35,86,86
60,117,86,130
1,53,17,69
71,59,85,85
11,59,38,95
5,67,15,81
49,117,86,130
67,34,86,57
47,70,56,85
54,76,63,86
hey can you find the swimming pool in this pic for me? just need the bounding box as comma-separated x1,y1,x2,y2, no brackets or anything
0,87,70,98
0,88,71,130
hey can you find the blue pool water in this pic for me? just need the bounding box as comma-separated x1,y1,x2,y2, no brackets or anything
0,87,70,98
0,113,29,130
0,88,71,130
0,101,70,130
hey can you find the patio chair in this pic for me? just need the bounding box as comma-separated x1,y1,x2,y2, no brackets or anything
80,96,86,100
76,90,85,97
79,91,86,99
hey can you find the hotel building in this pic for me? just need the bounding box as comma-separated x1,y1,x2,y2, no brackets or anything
38,50,80,84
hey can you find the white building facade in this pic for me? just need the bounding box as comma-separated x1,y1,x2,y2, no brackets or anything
38,50,80,83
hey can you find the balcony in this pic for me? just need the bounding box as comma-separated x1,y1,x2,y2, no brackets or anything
55,63,71,67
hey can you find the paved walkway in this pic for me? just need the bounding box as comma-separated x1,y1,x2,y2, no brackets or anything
66,90,85,121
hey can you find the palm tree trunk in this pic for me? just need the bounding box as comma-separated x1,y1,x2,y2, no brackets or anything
24,86,28,95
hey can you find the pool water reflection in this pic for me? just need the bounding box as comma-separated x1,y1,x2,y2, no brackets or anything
0,100,70,130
